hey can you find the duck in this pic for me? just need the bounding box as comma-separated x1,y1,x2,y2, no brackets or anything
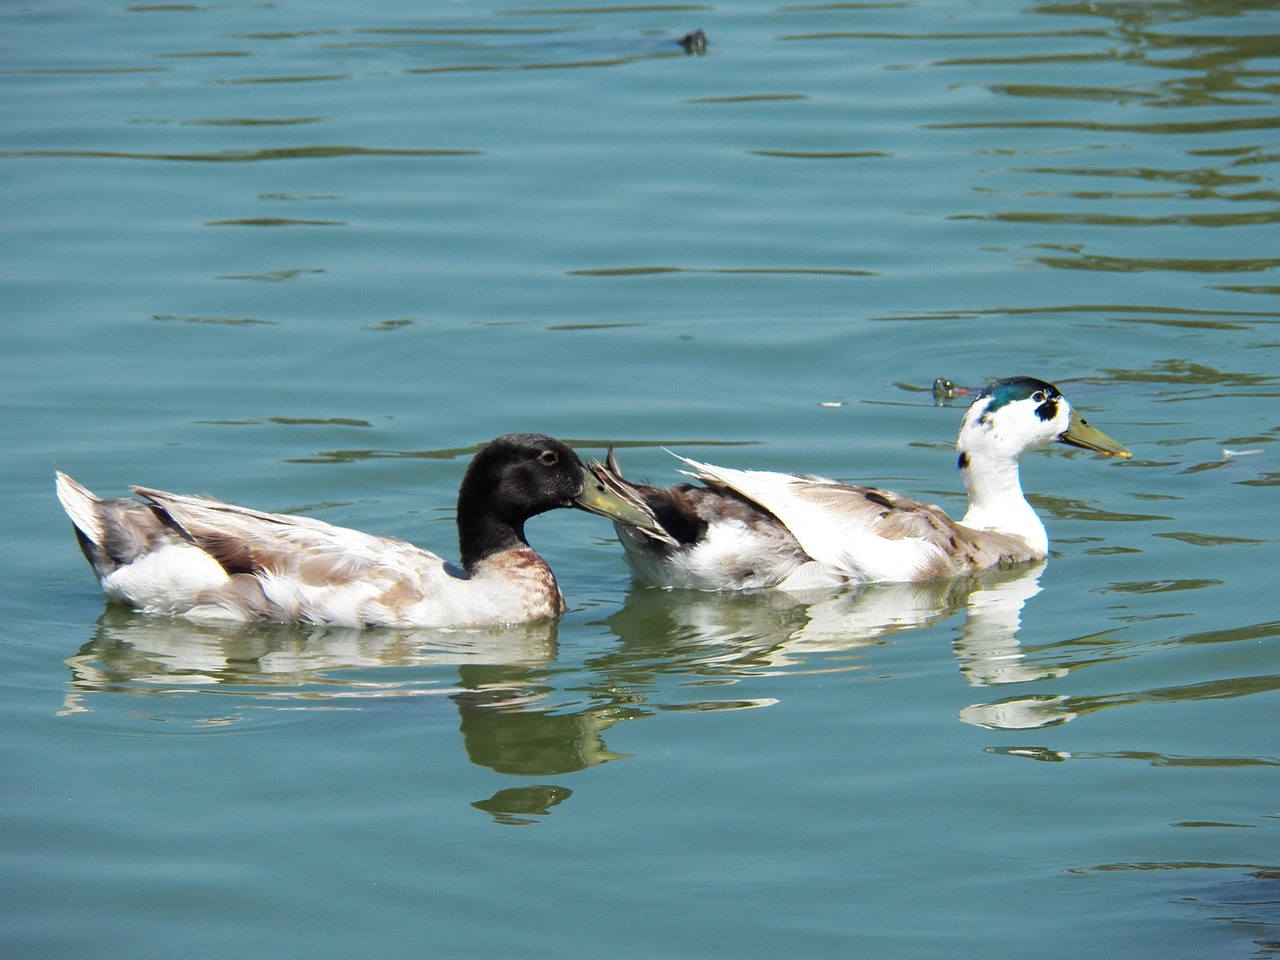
56,433,663,628
589,377,1131,591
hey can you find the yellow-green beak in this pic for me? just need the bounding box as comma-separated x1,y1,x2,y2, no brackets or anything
1058,409,1132,458
574,465,669,532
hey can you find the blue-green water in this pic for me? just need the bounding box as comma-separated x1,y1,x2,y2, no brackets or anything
3,0,1278,957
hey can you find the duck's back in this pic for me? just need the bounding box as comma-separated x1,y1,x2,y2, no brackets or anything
680,459,1043,583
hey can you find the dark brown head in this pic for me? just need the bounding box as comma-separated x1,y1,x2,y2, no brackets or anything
456,434,662,570
458,434,586,528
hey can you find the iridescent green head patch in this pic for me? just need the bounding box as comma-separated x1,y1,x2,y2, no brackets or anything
977,376,1062,423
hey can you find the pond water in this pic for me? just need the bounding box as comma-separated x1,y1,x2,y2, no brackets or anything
3,0,1278,957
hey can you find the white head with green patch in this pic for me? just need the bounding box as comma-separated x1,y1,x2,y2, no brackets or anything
958,376,1130,470
955,376,1130,551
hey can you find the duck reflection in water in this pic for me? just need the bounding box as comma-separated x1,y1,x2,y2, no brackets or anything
61,606,561,700
63,561,1058,711
595,563,1049,688
62,559,1064,819
596,566,1082,732
61,609,639,824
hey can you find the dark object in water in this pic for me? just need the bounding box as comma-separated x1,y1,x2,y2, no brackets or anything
458,28,708,64
933,378,974,404
1181,869,1280,958
678,29,708,55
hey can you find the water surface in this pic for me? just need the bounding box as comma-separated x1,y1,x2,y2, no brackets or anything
3,0,1278,957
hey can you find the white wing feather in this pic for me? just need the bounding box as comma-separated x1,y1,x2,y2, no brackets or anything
671,455,950,584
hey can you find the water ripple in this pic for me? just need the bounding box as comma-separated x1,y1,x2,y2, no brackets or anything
0,146,481,162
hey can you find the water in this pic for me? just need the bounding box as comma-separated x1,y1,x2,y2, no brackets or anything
3,0,1278,957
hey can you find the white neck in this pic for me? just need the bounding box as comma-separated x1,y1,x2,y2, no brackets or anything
957,444,1048,555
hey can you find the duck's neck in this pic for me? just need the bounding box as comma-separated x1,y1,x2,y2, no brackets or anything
456,497,530,573
957,445,1048,555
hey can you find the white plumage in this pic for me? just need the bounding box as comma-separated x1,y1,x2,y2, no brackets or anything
592,377,1131,591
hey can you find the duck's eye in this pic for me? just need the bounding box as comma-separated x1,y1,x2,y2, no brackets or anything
538,450,559,467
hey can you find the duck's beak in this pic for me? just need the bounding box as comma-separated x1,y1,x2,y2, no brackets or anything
573,465,671,534
1058,409,1132,458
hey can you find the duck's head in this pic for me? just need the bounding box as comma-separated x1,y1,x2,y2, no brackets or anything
460,433,664,530
958,377,1131,464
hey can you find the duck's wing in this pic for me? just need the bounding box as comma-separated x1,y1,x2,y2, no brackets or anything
132,489,568,627
129,486,474,624
673,456,1037,583
130,486,422,578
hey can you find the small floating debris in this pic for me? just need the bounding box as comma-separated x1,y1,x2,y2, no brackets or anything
1223,448,1264,458
819,400,846,408
362,317,415,332
677,29,707,55
932,378,974,404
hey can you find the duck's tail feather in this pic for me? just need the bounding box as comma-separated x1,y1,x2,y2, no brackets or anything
54,471,105,546
587,451,689,546
54,471,191,583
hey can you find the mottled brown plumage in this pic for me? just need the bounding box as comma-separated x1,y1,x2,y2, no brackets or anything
56,434,663,627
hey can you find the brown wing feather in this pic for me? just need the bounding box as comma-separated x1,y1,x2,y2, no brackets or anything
130,487,433,579
787,482,1041,576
